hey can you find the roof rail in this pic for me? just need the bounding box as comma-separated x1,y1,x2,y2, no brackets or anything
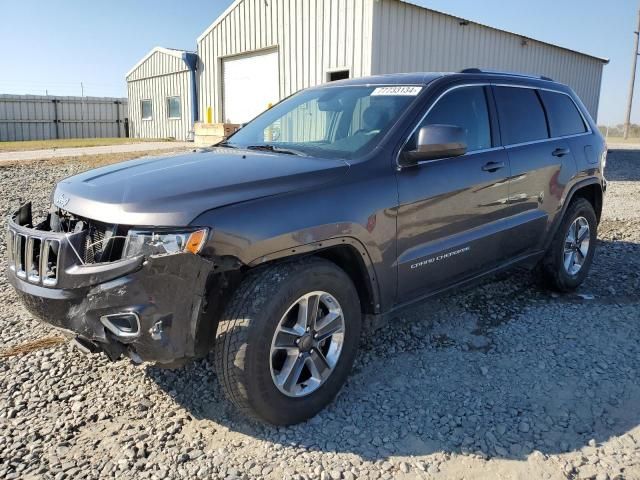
459,68,554,82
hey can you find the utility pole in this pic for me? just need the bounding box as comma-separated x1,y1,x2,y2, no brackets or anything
624,5,640,139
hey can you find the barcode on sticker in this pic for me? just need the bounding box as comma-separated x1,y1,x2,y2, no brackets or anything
371,86,423,96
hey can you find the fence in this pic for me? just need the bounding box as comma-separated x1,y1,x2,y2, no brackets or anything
0,95,128,141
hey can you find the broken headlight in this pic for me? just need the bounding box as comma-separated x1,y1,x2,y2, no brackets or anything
123,228,208,258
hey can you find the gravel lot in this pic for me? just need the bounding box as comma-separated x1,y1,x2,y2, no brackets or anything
0,150,639,480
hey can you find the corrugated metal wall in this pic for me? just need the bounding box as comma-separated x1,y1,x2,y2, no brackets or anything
371,0,605,118
0,95,127,142
197,0,375,123
126,51,193,140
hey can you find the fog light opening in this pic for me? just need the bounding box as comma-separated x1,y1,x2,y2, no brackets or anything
100,312,141,339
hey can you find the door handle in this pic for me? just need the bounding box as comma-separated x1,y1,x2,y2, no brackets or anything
481,161,505,172
552,148,571,157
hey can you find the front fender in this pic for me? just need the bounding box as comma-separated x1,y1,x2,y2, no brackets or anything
190,164,399,312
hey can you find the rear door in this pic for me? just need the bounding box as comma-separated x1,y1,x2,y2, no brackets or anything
396,85,512,303
492,85,573,254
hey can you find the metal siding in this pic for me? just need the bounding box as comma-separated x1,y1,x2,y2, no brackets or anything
197,0,375,122
0,95,127,142
127,71,192,141
371,0,604,118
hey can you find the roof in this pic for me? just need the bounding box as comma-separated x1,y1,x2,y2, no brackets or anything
126,47,195,78
319,71,570,89
196,0,609,64
320,72,446,87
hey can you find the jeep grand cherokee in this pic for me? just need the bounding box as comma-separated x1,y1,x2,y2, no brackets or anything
6,70,606,424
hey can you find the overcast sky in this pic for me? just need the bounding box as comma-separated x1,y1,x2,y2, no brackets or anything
0,0,635,125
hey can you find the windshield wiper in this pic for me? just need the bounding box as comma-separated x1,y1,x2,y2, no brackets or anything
217,141,238,148
245,144,307,156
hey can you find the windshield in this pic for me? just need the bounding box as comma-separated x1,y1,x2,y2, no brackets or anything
223,85,423,159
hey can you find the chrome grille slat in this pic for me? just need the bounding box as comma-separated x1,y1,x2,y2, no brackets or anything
42,239,60,287
16,234,27,279
6,230,15,270
27,237,42,283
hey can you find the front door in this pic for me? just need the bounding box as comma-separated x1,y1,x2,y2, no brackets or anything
395,85,512,303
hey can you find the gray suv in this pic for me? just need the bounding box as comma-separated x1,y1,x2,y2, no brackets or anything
6,70,606,424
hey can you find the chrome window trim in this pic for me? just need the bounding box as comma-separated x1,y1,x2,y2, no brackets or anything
411,146,505,167
396,81,593,169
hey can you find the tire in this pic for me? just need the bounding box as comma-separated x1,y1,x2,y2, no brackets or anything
214,258,361,425
539,198,598,292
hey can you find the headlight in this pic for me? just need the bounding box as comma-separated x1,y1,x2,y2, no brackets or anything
601,150,607,171
123,228,208,258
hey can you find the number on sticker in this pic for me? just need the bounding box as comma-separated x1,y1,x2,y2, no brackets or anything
371,86,423,96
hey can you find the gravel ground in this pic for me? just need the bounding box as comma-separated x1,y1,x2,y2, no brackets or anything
0,149,639,480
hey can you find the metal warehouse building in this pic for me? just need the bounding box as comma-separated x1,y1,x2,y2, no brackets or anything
127,0,608,141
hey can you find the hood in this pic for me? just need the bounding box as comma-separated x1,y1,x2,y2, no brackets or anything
53,148,349,226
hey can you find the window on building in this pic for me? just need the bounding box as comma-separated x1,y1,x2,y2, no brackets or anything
409,86,491,152
327,70,350,82
493,87,549,145
167,97,181,119
141,100,153,120
539,90,587,138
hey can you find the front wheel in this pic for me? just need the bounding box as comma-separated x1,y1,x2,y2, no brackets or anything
539,198,598,292
214,258,361,425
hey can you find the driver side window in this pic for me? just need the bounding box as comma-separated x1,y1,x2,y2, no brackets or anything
408,86,492,152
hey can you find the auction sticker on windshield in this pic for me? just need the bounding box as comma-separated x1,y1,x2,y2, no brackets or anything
371,86,423,96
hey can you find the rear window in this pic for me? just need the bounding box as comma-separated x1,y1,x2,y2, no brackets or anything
539,90,587,137
493,86,548,145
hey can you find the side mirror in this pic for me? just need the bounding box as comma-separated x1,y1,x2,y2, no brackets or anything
400,124,467,166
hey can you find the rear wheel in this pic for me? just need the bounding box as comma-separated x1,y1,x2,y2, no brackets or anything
539,198,598,291
214,258,361,425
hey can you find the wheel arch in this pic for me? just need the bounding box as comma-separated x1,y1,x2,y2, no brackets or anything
245,237,382,315
545,178,604,250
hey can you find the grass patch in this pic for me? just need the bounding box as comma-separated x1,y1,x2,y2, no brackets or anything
0,137,173,152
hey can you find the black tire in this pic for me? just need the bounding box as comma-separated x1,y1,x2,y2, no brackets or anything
539,198,598,292
214,258,361,425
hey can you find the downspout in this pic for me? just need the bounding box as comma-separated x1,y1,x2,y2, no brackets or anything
182,52,199,140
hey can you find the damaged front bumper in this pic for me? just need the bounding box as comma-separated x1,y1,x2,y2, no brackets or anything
6,203,213,365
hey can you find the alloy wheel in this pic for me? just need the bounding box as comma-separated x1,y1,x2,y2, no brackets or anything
563,216,590,275
269,291,345,397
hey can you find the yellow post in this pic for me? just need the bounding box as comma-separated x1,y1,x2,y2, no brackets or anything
207,107,212,124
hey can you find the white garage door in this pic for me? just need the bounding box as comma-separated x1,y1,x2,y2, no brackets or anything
223,50,280,124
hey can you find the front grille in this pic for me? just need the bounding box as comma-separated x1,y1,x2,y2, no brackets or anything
7,229,60,286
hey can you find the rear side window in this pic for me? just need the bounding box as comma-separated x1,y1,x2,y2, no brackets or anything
493,86,548,145
412,86,491,152
539,90,587,137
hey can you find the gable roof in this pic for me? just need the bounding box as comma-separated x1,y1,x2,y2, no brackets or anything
126,47,193,79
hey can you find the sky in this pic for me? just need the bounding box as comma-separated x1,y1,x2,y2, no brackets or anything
0,0,636,125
